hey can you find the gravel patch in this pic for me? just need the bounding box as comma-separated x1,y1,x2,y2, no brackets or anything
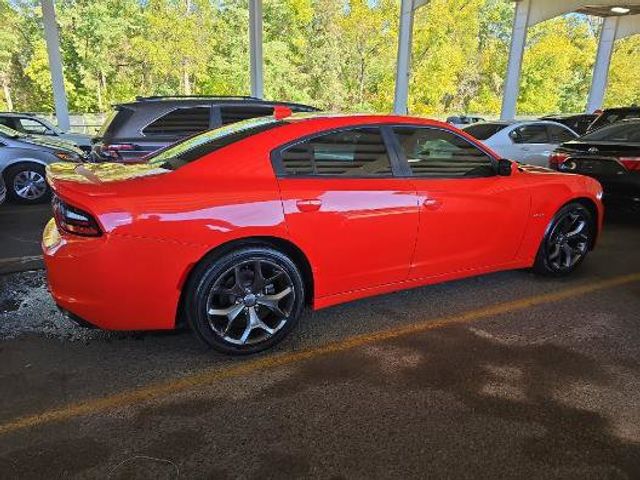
0,271,113,341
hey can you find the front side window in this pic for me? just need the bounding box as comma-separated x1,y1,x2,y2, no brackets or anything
393,126,495,178
279,128,392,177
510,124,549,144
142,106,211,136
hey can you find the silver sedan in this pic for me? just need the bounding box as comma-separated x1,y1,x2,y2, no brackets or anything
0,124,85,204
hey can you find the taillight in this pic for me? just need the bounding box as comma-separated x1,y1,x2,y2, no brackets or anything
619,157,640,172
52,196,102,237
98,143,135,161
549,152,569,169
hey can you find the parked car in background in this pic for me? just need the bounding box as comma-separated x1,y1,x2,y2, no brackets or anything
463,120,578,166
550,119,640,209
540,113,598,136
44,112,602,355
0,124,85,204
0,112,93,152
92,95,320,163
587,106,640,133
446,115,485,129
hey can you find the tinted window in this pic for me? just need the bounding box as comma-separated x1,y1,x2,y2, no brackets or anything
143,107,210,136
280,128,392,177
463,123,509,140
147,117,284,170
579,122,640,142
394,126,494,178
510,124,549,144
548,124,577,143
220,106,274,126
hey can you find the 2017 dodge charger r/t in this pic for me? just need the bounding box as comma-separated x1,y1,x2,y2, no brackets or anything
43,112,604,354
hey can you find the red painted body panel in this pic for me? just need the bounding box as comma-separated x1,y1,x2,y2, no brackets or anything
42,115,604,331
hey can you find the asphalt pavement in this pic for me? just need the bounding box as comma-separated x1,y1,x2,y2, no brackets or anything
0,203,50,274
0,206,639,478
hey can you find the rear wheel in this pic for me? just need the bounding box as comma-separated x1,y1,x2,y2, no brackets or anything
533,202,594,276
4,163,51,204
184,247,305,355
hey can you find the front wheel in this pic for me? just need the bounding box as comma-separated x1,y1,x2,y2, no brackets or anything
184,247,305,355
4,163,51,204
533,202,595,276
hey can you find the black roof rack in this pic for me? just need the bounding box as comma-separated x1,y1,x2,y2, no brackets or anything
135,95,260,101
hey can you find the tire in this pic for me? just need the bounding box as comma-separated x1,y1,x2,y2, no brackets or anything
4,163,51,204
533,202,595,276
183,246,305,355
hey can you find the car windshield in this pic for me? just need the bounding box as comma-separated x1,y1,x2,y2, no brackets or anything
463,123,509,140
579,122,640,143
147,116,285,170
0,123,25,139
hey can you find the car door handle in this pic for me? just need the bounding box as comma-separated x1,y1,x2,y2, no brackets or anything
295,199,322,212
422,197,442,210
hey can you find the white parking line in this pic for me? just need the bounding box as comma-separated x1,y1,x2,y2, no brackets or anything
0,255,44,265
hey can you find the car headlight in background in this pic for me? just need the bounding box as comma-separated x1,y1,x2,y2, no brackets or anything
54,151,80,162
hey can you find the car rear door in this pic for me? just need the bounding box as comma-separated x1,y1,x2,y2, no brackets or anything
273,126,419,298
389,125,531,279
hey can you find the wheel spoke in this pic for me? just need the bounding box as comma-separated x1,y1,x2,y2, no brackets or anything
562,244,573,267
239,320,253,344
257,286,292,318
208,303,244,321
548,244,561,260
566,221,586,238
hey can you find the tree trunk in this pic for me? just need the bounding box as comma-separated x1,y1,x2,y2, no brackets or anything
2,80,13,111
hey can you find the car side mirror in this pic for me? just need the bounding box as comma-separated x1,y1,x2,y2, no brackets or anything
497,158,513,176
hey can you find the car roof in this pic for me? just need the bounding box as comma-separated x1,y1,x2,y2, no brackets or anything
0,112,37,117
116,96,320,111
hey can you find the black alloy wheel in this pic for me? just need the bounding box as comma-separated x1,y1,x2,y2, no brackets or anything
184,247,305,354
534,202,594,276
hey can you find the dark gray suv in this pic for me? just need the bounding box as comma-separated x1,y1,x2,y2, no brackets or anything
92,96,319,162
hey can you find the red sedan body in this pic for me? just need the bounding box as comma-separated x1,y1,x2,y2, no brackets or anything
43,114,603,332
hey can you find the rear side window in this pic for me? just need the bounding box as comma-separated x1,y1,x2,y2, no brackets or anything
220,106,274,126
147,117,284,170
463,123,509,140
279,128,392,177
548,124,577,143
580,122,640,142
393,126,495,178
510,124,549,144
143,107,211,136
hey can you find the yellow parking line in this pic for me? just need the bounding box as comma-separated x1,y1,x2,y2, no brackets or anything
1,272,639,436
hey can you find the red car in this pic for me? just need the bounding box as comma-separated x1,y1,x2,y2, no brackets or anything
43,112,604,354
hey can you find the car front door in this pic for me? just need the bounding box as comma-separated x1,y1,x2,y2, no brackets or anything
389,125,531,279
509,123,554,166
274,126,419,298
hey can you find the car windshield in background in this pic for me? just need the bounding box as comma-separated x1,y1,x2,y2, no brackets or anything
463,123,509,140
0,123,25,139
579,121,640,143
147,116,285,170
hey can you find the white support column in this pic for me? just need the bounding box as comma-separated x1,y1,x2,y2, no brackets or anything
249,0,264,99
586,16,619,113
393,0,415,115
500,0,531,121
41,0,70,131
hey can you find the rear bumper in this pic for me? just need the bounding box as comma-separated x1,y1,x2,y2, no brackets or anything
42,218,204,331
